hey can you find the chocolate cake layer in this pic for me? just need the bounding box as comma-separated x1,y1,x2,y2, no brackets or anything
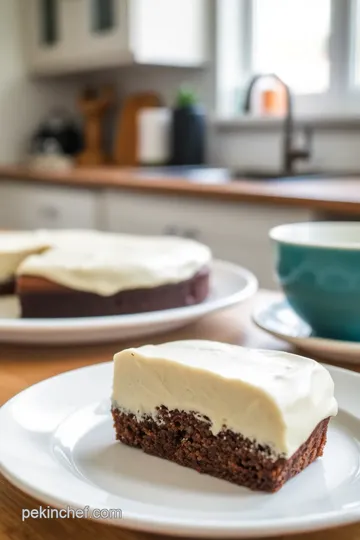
17,267,210,318
112,406,330,492
0,277,15,296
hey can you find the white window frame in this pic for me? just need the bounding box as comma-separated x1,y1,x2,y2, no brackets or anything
216,0,360,120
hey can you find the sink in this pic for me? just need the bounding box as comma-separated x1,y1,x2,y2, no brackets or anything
136,165,360,183
137,165,230,182
230,170,323,181
137,166,325,182
230,170,360,181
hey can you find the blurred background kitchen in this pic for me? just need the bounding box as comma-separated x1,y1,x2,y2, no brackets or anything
1,0,360,290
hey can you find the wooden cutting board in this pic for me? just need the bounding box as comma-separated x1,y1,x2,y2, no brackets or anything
113,92,162,166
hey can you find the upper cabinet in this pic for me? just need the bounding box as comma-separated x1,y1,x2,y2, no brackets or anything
23,0,208,76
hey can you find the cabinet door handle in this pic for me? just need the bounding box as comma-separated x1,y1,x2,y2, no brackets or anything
39,206,59,220
183,228,199,240
163,225,179,236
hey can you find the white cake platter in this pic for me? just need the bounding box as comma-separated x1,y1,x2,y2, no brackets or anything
0,260,258,344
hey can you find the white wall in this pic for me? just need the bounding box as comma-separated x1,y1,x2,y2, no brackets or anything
0,0,79,164
113,66,213,109
211,126,360,173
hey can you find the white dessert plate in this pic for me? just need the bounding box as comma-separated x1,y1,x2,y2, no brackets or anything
0,260,257,345
1,362,359,538
253,298,360,365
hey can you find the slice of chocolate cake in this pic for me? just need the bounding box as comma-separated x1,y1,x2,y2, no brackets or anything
16,234,211,318
111,340,338,493
0,232,50,296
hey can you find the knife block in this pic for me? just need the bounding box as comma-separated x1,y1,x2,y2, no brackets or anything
76,87,114,167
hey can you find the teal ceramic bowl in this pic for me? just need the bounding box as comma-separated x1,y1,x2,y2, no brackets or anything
270,222,360,342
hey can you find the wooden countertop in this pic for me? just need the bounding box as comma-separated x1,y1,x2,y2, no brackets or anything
0,290,359,540
1,165,360,214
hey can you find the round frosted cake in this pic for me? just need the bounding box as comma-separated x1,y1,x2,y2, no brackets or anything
10,230,212,318
0,232,50,296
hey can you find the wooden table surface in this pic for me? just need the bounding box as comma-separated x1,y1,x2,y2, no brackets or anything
0,290,359,540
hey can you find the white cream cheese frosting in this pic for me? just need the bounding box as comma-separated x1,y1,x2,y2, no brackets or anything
112,340,338,458
16,233,211,296
0,229,103,283
34,229,109,248
0,232,50,282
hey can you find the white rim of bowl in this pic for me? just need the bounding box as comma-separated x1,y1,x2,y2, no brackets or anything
269,221,360,250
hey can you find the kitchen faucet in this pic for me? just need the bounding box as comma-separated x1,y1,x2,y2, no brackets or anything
243,74,312,176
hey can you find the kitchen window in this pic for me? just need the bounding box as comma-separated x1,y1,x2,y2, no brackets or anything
217,0,357,119
353,0,360,86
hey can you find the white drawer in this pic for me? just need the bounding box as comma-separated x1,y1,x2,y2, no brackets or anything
0,182,99,230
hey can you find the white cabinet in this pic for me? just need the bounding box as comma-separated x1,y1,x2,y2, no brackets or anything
102,190,313,289
0,181,99,231
0,183,18,230
0,179,314,290
24,0,207,76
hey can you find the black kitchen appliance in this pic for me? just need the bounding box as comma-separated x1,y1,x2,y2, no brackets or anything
170,87,206,166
